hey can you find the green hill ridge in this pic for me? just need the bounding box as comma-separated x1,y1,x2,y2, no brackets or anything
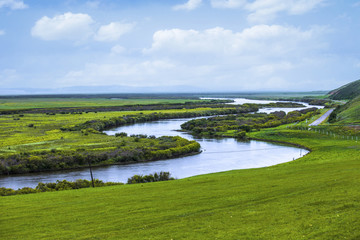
330,95,360,124
328,79,360,100
327,79,360,124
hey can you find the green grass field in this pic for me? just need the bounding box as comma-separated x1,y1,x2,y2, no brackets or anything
0,94,359,239
0,98,202,110
0,107,228,174
329,79,360,100
0,107,218,154
1,124,359,239
336,95,360,124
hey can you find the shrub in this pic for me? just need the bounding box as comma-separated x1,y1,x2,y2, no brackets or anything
115,132,127,137
0,179,123,196
127,171,175,184
236,130,247,139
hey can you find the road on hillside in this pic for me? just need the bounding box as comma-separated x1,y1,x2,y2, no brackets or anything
309,109,334,126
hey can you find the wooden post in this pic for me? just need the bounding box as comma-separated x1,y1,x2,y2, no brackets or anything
88,159,95,188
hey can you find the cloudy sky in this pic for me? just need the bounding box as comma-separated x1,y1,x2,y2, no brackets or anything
0,0,359,93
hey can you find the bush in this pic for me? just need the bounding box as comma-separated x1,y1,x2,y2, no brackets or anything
235,130,247,139
115,132,127,137
0,179,123,196
127,171,175,184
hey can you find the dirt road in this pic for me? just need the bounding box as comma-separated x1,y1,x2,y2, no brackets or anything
309,109,334,126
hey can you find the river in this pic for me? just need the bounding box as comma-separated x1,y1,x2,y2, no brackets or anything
203,97,323,113
0,98,314,189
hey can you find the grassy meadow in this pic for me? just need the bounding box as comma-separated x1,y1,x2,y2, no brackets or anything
0,107,218,154
335,95,360,124
0,98,203,110
1,106,240,174
1,124,359,239
1,95,359,239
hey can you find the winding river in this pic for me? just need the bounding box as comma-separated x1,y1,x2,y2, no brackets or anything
0,98,315,189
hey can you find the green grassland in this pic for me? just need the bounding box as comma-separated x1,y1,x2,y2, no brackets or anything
334,95,360,124
0,92,359,239
0,97,264,174
0,106,239,174
328,79,360,100
0,108,222,153
0,98,203,110
1,123,359,239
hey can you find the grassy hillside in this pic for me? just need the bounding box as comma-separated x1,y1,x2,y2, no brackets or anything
332,95,360,124
328,79,360,100
1,126,359,239
327,79,360,125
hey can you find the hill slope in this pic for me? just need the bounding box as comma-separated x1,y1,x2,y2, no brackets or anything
332,95,360,124
328,79,360,100
327,79,360,124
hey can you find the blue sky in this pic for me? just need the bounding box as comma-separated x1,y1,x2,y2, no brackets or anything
0,0,360,94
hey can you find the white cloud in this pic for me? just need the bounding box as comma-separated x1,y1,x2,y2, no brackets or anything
0,30,5,35
140,24,329,91
146,27,235,54
245,0,325,23
210,0,246,8
31,13,133,43
287,0,325,15
173,0,202,11
31,12,95,41
0,0,27,10
146,25,318,56
209,0,325,22
94,22,134,42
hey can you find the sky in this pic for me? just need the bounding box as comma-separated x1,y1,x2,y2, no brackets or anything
0,0,360,94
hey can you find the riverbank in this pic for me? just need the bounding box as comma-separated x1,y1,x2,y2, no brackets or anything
1,124,359,239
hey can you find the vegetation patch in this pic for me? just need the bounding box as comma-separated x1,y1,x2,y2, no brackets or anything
328,79,360,100
62,104,259,132
0,98,207,111
181,108,319,138
0,171,174,196
127,171,174,184
329,95,360,124
0,103,261,174
0,179,122,196
0,136,200,175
